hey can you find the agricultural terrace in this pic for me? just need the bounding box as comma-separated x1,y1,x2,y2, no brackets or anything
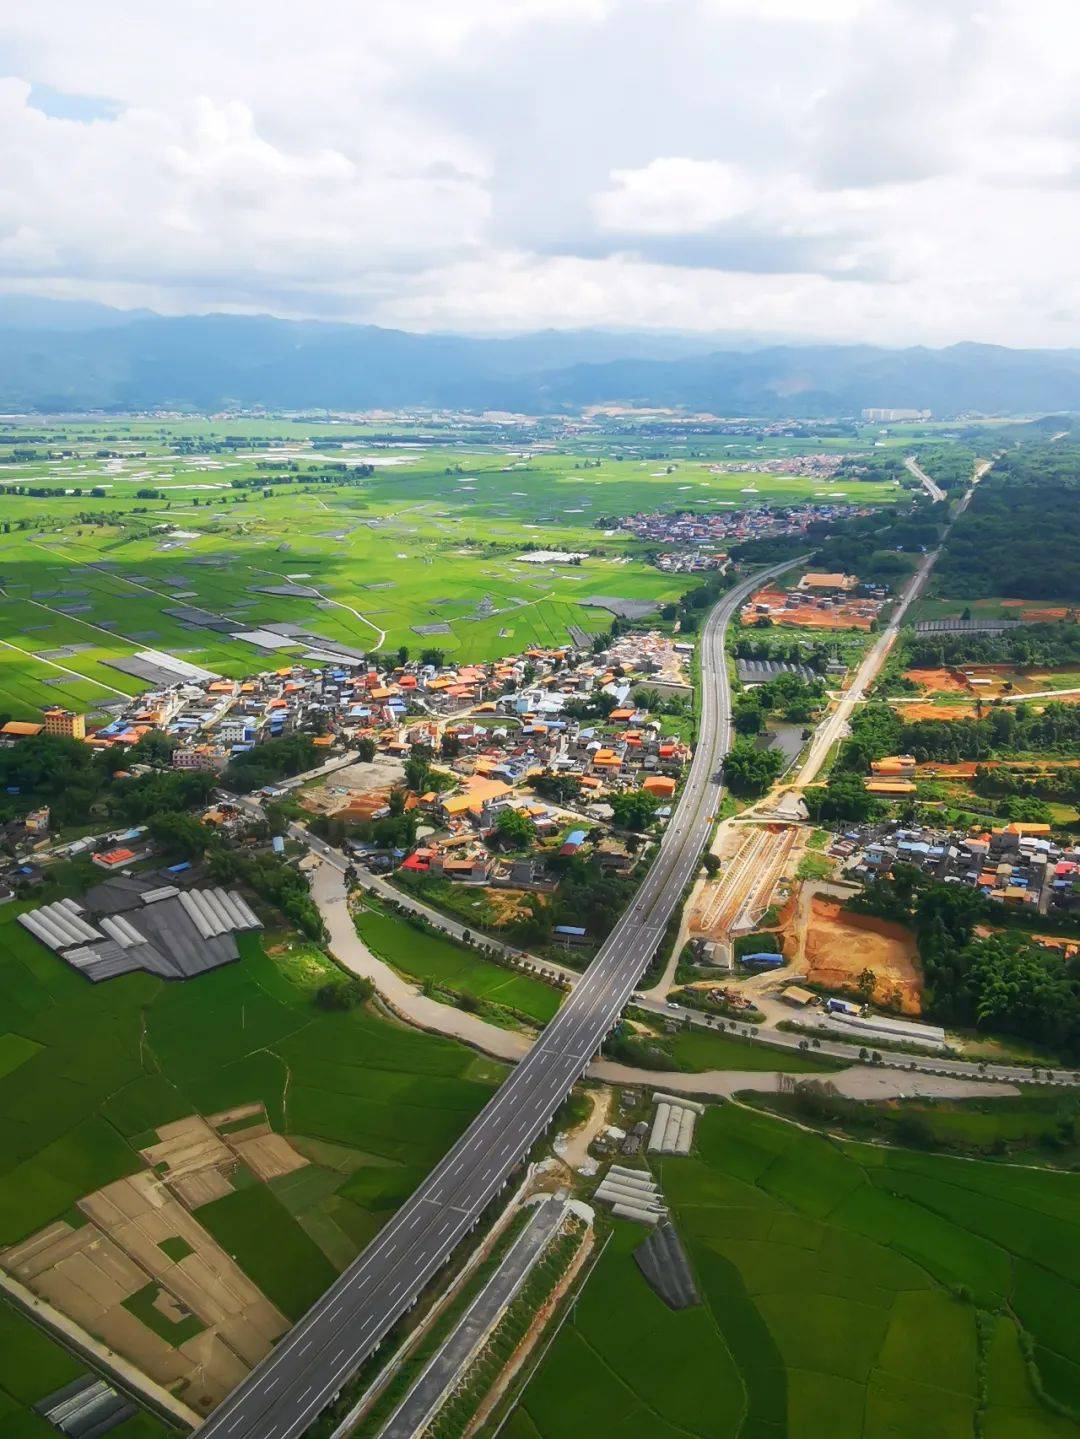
0,418,901,718
511,1103,1080,1439
0,894,504,1307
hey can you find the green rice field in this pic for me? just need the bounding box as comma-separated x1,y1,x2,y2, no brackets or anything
354,904,562,1026
509,1103,1080,1438
662,1026,841,1074
0,419,901,718
0,1301,170,1438
0,893,504,1293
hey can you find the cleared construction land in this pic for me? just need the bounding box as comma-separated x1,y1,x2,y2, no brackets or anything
802,897,923,1014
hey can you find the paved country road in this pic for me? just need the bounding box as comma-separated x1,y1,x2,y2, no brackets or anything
195,560,793,1439
778,459,987,804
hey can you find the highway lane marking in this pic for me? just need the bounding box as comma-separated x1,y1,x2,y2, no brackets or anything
196,564,788,1439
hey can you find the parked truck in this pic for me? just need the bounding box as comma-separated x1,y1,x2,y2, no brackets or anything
824,997,861,1017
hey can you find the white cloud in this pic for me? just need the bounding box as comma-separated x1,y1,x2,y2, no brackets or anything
594,159,756,234
0,81,489,291
0,0,1079,344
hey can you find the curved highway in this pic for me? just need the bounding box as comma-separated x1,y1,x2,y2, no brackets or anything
196,560,793,1439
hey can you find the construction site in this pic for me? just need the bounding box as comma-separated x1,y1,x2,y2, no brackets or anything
690,823,799,952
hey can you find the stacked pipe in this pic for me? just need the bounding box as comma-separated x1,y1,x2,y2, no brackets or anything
608,1166,657,1190
649,1103,672,1153
611,1202,661,1226
593,1179,664,1210
651,1092,705,1115
674,1108,694,1155
649,1092,703,1155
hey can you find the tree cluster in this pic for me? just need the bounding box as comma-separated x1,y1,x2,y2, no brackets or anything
849,869,1080,1058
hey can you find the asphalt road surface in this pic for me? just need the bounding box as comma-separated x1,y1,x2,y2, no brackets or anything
196,561,792,1439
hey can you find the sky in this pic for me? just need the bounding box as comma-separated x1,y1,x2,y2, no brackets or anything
1,0,1077,346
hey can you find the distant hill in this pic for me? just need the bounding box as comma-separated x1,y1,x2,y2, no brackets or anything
1,303,1080,417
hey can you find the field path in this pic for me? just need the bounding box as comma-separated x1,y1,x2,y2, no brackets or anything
308,587,385,650
0,632,130,697
247,563,386,650
310,863,1016,1101
312,863,530,1063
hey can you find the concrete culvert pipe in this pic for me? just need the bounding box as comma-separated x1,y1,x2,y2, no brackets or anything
649,1103,671,1152
595,1182,664,1209
652,1092,705,1115
612,1202,660,1226
606,1168,659,1192
674,1108,694,1155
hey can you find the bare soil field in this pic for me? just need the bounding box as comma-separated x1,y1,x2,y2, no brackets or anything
0,1104,311,1415
891,701,974,721
803,898,923,1014
553,1086,612,1174
903,666,968,694
914,761,980,778
1,1170,287,1413
300,754,405,815
1001,599,1074,622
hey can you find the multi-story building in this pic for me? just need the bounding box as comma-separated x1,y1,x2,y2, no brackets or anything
42,708,86,740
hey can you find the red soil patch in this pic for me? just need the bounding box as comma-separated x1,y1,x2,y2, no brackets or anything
742,588,876,632
803,898,923,1014
1020,608,1070,623
893,702,974,721
915,761,981,778
903,667,968,694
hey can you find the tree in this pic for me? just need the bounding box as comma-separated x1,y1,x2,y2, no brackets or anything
532,772,582,804
355,735,376,763
703,852,721,877
315,976,373,1011
804,770,881,823
222,734,316,793
610,789,660,832
404,745,433,794
856,967,877,1003
148,811,211,858
722,740,783,797
127,730,177,766
733,699,764,735
495,807,536,849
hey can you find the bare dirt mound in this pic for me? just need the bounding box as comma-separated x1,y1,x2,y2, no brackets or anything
803,898,923,1014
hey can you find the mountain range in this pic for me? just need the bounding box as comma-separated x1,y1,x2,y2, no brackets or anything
3,300,1080,418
